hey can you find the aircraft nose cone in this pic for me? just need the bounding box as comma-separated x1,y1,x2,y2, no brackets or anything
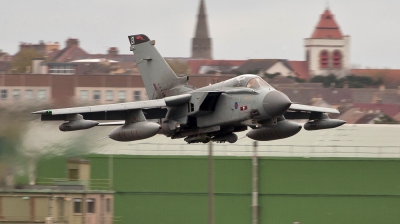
263,91,292,117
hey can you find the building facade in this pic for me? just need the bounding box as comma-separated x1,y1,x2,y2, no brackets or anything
0,190,114,224
0,74,147,106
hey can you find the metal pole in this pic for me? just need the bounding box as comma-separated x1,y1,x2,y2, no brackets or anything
208,141,214,224
109,154,113,190
100,194,105,224
82,194,87,224
48,195,53,221
252,141,259,224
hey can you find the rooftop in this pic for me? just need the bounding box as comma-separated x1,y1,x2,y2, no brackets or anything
310,9,344,39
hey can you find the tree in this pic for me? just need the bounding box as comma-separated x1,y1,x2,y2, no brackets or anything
264,72,280,79
166,60,189,75
374,114,399,124
310,74,382,88
79,63,119,75
10,49,43,73
310,74,337,87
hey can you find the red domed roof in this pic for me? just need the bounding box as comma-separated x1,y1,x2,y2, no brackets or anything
311,9,343,39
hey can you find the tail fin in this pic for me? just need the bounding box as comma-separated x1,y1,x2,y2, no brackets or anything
128,34,190,100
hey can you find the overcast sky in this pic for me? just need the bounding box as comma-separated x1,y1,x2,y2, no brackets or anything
1,0,399,69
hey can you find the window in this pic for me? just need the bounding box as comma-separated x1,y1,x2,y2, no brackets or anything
133,91,141,101
106,90,113,101
93,90,101,100
49,65,75,75
25,90,34,99
73,199,82,213
1,89,8,99
87,199,95,213
68,169,79,180
38,90,47,100
106,198,111,213
12,90,20,100
80,90,88,100
118,91,126,102
333,50,342,68
319,50,329,68
58,198,64,220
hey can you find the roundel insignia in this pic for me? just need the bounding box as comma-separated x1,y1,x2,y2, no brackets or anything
234,102,238,109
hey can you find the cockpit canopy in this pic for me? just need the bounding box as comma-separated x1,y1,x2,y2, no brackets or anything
223,75,271,90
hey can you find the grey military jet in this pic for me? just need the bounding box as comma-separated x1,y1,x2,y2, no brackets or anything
33,34,345,144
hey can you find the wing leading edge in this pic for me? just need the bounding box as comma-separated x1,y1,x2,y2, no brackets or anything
32,93,195,121
288,103,339,114
33,99,168,121
284,103,341,121
33,99,166,115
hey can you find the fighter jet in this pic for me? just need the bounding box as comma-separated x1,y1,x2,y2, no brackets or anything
33,34,345,144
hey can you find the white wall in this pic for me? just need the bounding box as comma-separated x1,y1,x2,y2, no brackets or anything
265,61,295,77
304,36,350,77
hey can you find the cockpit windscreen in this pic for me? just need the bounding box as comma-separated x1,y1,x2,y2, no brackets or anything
222,75,271,90
246,77,271,89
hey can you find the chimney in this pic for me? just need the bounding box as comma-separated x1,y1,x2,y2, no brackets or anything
66,38,79,48
108,47,119,56
67,158,91,190
32,58,46,74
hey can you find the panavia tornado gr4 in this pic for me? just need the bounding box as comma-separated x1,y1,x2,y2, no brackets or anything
33,34,345,144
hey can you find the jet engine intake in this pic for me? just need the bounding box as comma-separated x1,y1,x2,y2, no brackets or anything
304,119,346,131
59,120,99,132
247,120,301,141
109,122,161,142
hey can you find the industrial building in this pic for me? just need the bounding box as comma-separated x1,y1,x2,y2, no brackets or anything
0,158,114,224
31,124,400,224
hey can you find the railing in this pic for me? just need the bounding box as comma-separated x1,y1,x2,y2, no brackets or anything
0,216,47,223
94,143,400,158
0,216,120,224
69,215,121,223
36,178,112,190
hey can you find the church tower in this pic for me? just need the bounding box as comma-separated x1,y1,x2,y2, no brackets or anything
304,8,350,77
191,0,212,59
